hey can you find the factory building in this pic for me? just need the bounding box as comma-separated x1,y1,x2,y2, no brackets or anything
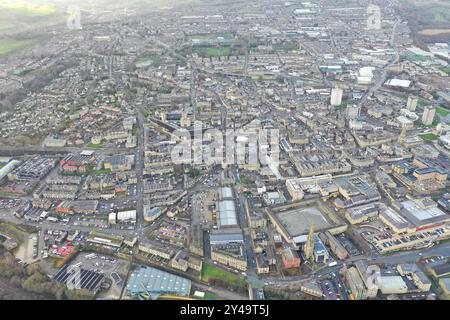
126,266,191,299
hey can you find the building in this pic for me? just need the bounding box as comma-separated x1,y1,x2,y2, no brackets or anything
0,160,21,183
439,278,450,296
171,251,202,272
330,87,343,106
407,96,418,111
378,276,408,295
428,264,450,278
104,154,134,172
211,243,248,271
218,188,239,228
126,266,191,299
311,235,329,263
255,254,270,274
210,231,244,245
344,266,367,300
319,231,348,260
86,231,124,248
304,224,315,261
422,106,436,126
281,247,301,269
138,242,174,260
286,179,305,201
397,263,431,292
109,210,136,224
346,105,360,120
249,287,266,300
144,207,163,222
300,280,323,298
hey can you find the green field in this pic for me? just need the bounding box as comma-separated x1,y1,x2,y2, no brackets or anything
86,143,104,149
429,6,450,23
419,133,439,141
201,263,247,287
135,52,162,64
436,106,450,117
187,33,233,41
415,119,440,128
439,67,450,75
0,2,57,16
0,38,41,56
0,222,29,242
88,168,111,175
195,46,232,57
406,54,432,62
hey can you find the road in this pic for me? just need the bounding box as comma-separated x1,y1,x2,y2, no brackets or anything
267,241,450,287
135,108,146,235
359,18,401,106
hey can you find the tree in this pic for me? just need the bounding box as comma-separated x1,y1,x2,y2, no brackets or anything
64,288,95,300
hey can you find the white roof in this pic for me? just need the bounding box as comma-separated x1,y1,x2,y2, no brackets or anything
219,200,238,227
117,210,136,221
385,79,411,88
378,276,407,292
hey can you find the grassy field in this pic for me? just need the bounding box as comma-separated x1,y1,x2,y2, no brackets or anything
0,2,57,16
416,119,440,128
419,133,439,141
86,143,104,149
0,38,41,56
187,33,233,41
406,54,432,62
135,52,162,64
0,222,28,242
436,106,450,117
88,168,111,175
195,46,232,57
439,67,450,74
429,6,450,23
201,263,247,287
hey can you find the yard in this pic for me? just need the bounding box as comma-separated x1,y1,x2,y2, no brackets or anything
201,263,247,287
419,133,439,141
195,46,232,57
436,106,450,117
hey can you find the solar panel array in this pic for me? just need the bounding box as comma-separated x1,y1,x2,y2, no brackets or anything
54,264,104,292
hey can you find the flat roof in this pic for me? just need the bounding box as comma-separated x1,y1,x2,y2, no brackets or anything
126,266,191,298
381,207,410,229
220,187,234,199
276,206,332,237
219,200,238,227
400,200,448,227
210,231,244,244
378,276,408,291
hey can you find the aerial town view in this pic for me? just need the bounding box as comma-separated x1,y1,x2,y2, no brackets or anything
0,0,449,308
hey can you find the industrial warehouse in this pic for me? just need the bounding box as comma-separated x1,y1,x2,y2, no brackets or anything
126,266,191,299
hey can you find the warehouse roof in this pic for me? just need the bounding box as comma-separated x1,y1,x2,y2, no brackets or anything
126,266,191,299
219,200,238,227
